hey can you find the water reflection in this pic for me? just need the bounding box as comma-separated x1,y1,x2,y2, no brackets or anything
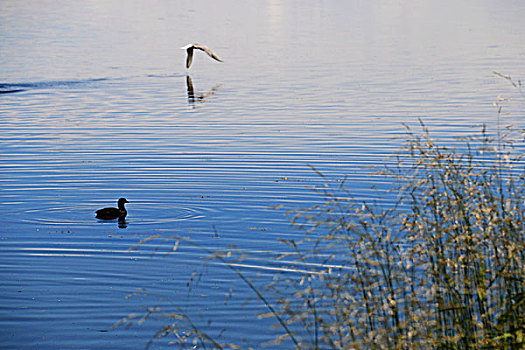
185,75,221,106
118,217,128,229
95,217,128,229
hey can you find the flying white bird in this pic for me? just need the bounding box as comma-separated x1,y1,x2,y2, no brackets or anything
181,44,223,69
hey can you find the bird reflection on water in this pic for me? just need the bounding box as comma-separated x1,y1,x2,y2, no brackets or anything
95,215,128,229
185,75,222,106
117,217,128,229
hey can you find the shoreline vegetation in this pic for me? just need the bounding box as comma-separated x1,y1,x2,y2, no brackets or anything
115,74,524,349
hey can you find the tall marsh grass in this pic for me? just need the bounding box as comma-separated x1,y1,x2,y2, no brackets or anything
282,121,524,349
116,75,524,349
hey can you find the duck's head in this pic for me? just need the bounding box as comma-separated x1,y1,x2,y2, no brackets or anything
118,198,129,206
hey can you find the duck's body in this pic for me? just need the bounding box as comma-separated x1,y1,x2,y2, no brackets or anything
96,198,129,220
181,44,223,69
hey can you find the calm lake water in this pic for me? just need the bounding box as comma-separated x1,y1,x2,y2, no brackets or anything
1,0,524,348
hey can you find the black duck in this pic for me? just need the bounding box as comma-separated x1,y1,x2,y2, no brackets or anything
96,198,129,220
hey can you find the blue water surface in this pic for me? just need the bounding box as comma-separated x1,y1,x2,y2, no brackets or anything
1,0,524,348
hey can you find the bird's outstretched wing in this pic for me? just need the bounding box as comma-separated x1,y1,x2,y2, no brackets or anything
193,44,223,63
185,47,194,69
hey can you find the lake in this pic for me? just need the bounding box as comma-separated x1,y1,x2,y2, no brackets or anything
1,0,524,348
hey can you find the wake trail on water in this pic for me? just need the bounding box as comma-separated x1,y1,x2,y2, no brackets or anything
0,73,182,94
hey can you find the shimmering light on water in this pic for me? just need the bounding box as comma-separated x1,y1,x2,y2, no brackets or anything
1,0,524,348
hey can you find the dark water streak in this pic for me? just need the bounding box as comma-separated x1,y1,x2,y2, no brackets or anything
0,78,109,93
